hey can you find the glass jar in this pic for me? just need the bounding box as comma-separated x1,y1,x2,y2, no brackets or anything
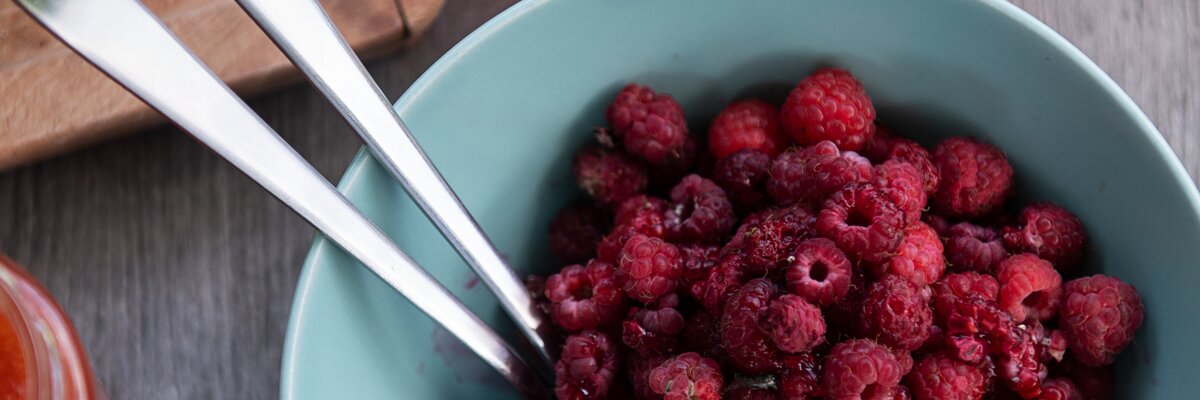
0,255,102,400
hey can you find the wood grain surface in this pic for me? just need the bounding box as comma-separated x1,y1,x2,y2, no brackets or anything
0,1,1196,399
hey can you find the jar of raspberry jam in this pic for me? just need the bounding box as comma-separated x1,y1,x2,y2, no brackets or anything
0,255,102,400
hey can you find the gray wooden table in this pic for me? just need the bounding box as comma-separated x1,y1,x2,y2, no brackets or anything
0,1,1196,399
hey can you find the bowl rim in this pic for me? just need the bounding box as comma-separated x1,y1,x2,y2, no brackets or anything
280,0,1200,398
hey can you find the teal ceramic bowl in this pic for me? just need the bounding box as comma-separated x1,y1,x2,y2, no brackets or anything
281,0,1200,398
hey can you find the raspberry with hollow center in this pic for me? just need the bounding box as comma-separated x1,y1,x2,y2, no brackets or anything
737,205,818,273
859,275,934,351
622,293,685,357
649,352,725,400
665,174,736,244
762,294,826,353
822,339,907,400
545,260,625,332
784,238,853,306
720,279,784,374
781,68,877,151
1001,203,1088,271
605,83,689,164
708,99,789,158
555,330,620,400
767,141,874,207
573,144,649,206
879,222,946,287
874,160,928,225
619,234,682,304
1059,275,1144,367
549,203,611,265
905,353,988,400
932,137,1013,218
996,254,1063,322
816,184,906,265
944,222,1007,274
712,149,773,212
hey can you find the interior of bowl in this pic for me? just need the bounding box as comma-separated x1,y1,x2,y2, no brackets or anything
282,0,1200,399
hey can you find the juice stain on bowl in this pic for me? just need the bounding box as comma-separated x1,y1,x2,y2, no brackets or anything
431,326,505,387
0,313,25,399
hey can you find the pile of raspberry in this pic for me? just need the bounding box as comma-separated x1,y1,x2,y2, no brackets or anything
537,68,1143,400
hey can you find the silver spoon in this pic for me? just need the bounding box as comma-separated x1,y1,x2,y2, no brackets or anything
13,0,551,397
232,0,555,368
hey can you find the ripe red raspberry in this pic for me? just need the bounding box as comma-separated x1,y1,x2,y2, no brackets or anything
767,141,874,207
781,68,876,151
1001,203,1088,271
666,174,735,244
712,149,773,212
816,184,906,265
545,260,625,332
738,205,818,273
941,297,1047,398
944,222,1007,274
784,238,853,306
709,99,789,158
696,253,750,312
859,275,933,351
874,160,928,225
1059,275,1144,367
822,339,906,400
1039,377,1082,400
573,144,649,206
887,139,940,197
605,83,689,164
879,222,946,287
548,203,611,265
627,354,668,400
597,200,667,264
762,294,826,353
1055,356,1113,400
555,330,619,400
996,254,1063,322
932,272,999,323
649,352,725,400
615,195,668,226
932,137,1013,218
622,294,685,357
619,234,683,304
679,244,720,292
905,353,988,400
721,279,784,374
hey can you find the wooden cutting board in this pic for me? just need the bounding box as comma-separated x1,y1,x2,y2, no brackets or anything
0,0,443,171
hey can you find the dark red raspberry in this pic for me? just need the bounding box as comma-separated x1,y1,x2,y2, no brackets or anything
822,339,906,400
996,254,1063,322
573,144,649,206
905,353,988,400
627,354,668,400
712,149,773,212
679,244,720,292
545,260,625,332
784,238,853,306
696,253,750,312
1001,203,1088,271
767,141,874,207
932,137,1013,218
859,275,933,351
605,83,689,164
874,160,927,225
781,68,876,151
887,138,940,197
555,330,620,400
1055,356,1113,400
932,272,999,322
549,203,611,265
737,205,818,273
665,174,736,244
649,352,725,400
944,222,1007,274
1039,377,1082,400
619,234,683,304
879,222,946,287
681,309,724,360
622,294,685,357
779,352,826,399
762,294,826,353
721,279,784,374
816,184,906,265
709,99,789,158
862,125,897,163
1059,275,1144,367
648,136,700,191
941,297,1047,398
